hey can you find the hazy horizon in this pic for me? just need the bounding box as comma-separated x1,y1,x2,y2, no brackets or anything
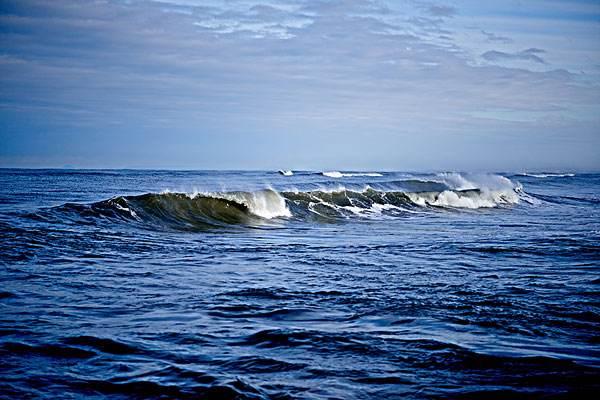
0,167,597,174
1,0,599,171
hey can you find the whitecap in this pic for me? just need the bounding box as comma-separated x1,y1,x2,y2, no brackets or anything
322,171,383,178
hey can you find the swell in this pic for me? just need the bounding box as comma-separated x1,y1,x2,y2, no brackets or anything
3,334,597,399
45,190,290,231
33,176,526,230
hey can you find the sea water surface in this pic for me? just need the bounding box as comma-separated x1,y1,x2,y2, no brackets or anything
0,169,599,399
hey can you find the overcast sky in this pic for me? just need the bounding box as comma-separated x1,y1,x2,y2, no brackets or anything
1,0,599,171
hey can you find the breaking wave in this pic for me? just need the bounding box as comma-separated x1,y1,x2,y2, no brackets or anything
50,190,290,231
284,186,520,219
40,174,528,230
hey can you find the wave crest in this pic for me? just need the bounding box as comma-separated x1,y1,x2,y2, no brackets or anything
406,188,519,209
518,173,575,178
322,171,383,178
223,190,291,219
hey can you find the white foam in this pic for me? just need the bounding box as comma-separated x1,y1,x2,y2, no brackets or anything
310,184,367,194
225,190,291,219
322,171,344,178
184,189,291,219
405,173,522,209
337,201,413,218
300,173,523,211
407,188,520,209
342,205,368,215
520,173,575,178
109,198,140,219
372,203,403,212
322,171,383,178
436,172,477,190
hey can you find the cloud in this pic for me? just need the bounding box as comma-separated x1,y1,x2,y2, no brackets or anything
481,30,513,44
426,5,457,17
482,48,548,64
0,0,598,169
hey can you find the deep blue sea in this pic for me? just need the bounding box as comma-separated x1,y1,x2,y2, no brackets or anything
0,169,599,399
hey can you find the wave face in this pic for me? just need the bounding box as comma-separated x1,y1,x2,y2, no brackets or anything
54,190,291,230
43,174,525,230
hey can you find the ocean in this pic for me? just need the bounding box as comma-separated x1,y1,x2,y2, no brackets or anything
0,169,598,399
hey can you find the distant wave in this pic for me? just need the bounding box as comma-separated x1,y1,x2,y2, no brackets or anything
41,174,526,231
322,171,383,178
518,173,575,178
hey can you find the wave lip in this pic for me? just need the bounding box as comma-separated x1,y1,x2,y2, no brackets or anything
214,189,291,219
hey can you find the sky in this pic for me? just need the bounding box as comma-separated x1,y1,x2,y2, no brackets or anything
0,0,599,171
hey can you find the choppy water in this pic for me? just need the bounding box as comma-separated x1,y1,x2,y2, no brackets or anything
1,169,599,399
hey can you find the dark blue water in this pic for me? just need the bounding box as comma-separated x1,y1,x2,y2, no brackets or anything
1,169,599,399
